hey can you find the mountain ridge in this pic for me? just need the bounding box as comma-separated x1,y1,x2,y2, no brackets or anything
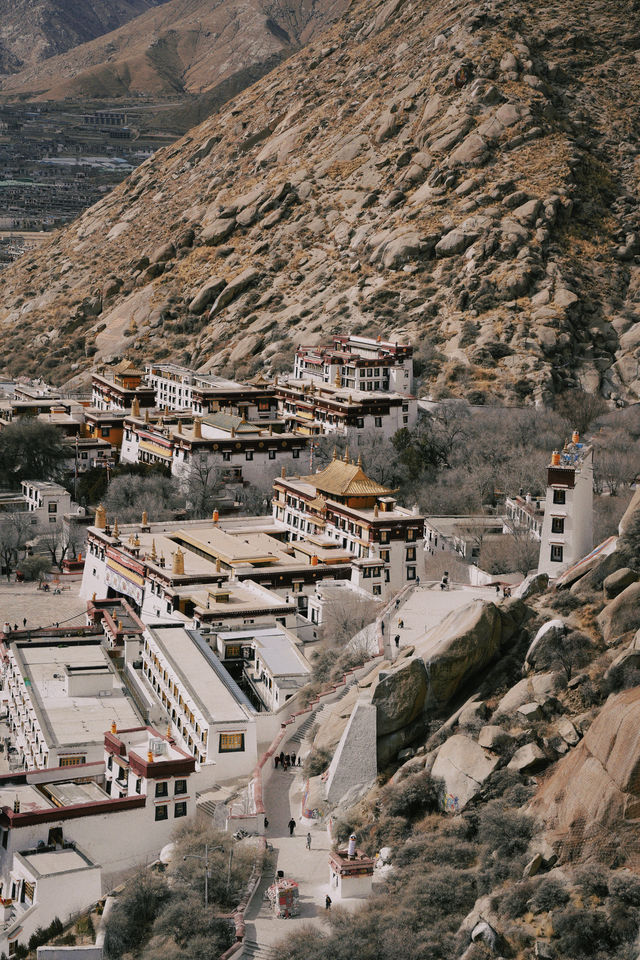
0,0,347,99
0,0,172,76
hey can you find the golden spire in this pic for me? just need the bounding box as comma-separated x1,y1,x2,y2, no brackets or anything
142,510,148,527
172,546,185,575
113,518,120,539
95,504,106,529
332,447,337,461
357,454,362,467
193,417,202,439
131,396,140,418
150,539,157,561
144,407,150,423
177,420,182,434
343,446,350,463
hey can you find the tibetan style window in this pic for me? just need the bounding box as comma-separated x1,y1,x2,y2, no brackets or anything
174,801,187,818
219,732,245,753
155,805,168,821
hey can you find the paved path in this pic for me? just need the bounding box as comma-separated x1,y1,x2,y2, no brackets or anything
0,581,86,631
245,742,365,955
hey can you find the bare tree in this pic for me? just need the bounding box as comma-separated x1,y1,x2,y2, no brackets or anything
185,455,224,517
36,522,70,570
555,389,607,435
534,629,593,682
0,513,31,582
502,517,540,575
319,591,379,646
594,446,640,497
105,474,184,522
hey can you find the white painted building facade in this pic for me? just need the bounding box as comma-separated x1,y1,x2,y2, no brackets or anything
538,437,594,578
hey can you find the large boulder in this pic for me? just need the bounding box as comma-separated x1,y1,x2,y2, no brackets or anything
188,277,227,314
507,742,547,773
514,572,548,600
597,582,640,644
603,568,638,599
619,488,640,537
494,672,556,718
524,619,566,670
377,716,428,768
533,688,640,858
372,658,428,736
570,548,629,598
431,735,500,810
499,597,531,643
209,268,261,317
419,601,504,708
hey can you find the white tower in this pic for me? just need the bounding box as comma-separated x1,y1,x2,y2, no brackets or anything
538,431,593,578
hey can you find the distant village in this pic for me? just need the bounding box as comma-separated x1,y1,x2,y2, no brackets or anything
0,334,596,955
0,102,178,262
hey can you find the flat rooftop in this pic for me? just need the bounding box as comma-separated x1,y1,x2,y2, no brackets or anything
22,849,95,875
11,641,140,749
149,626,255,724
89,517,351,580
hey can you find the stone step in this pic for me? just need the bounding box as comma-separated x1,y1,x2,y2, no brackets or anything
196,799,218,818
243,937,276,959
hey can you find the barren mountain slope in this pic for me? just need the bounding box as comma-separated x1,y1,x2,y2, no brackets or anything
0,0,170,75
0,0,348,98
2,0,640,403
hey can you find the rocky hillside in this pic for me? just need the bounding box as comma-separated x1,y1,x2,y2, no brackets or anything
0,0,347,99
0,0,170,75
286,493,640,960
1,0,640,403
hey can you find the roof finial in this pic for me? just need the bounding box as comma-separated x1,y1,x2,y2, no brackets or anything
343,446,350,463
332,447,337,461
357,453,362,467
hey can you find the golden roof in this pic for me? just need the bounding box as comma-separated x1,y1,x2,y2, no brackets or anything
303,457,394,498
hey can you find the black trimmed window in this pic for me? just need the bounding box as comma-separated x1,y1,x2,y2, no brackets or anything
174,801,187,818
155,805,168,821
551,517,565,534
175,779,187,795
550,545,564,563
155,782,169,798
553,489,566,505
219,732,245,752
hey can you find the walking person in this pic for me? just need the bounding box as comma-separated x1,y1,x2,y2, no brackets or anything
398,619,404,629
274,755,279,769
279,750,285,765
394,634,400,650
325,895,332,910
288,817,296,836
291,751,296,765
306,832,312,850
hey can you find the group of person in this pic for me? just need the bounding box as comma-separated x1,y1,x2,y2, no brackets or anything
495,584,512,598
275,750,301,770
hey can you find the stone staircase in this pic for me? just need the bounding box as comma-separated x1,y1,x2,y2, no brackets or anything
242,937,276,959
